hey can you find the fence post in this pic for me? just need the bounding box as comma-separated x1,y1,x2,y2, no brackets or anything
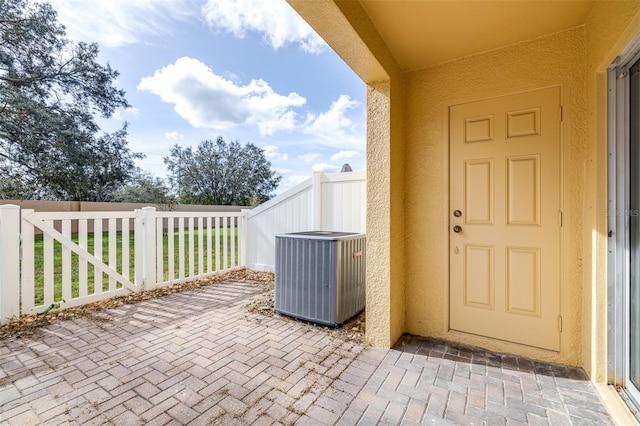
142,207,157,290
313,171,323,230
0,205,20,324
134,209,143,287
135,207,157,290
241,209,250,268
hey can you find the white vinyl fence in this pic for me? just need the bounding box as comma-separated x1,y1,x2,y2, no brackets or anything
0,170,365,324
0,206,244,323
244,170,366,272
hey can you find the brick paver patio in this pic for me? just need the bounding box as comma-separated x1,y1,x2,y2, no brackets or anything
0,279,616,425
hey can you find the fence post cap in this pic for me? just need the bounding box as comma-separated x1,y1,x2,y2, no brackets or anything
0,204,19,210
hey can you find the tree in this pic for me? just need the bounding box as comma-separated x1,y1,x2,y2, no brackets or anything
0,166,41,199
111,169,176,208
0,0,142,201
165,137,281,205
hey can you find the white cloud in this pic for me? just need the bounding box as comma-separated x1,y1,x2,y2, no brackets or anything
303,95,363,149
164,131,182,140
137,57,306,135
330,150,360,162
298,153,321,162
49,0,326,54
111,107,139,121
263,145,288,161
305,95,357,133
201,0,326,54
312,163,340,173
272,167,291,175
48,0,195,47
137,58,364,144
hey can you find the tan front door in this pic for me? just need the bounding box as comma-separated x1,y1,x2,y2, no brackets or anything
449,87,561,351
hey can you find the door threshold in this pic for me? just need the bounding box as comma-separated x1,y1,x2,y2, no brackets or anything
595,384,640,425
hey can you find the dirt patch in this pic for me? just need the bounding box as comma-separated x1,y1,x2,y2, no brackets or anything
245,276,366,344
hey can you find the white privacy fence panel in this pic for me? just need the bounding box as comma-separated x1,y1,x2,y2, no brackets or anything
245,180,314,271
321,171,366,233
245,171,366,272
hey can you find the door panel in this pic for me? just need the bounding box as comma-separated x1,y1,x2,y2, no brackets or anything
507,155,540,225
464,245,494,309
450,87,561,351
465,159,494,224
506,247,540,316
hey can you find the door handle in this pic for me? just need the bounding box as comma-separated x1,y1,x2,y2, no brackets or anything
453,225,462,233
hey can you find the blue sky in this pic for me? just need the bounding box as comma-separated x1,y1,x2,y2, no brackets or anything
46,0,366,193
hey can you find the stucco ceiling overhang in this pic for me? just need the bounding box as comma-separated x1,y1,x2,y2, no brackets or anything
359,0,595,71
290,0,595,74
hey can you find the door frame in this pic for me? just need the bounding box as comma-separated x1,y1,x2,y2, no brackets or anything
607,40,640,410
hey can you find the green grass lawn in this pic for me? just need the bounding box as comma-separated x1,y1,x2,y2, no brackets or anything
30,227,239,306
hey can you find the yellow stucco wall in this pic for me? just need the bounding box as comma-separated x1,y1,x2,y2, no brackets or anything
366,79,406,347
404,27,587,365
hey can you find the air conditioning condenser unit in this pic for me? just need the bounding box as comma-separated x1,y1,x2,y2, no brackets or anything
275,231,365,326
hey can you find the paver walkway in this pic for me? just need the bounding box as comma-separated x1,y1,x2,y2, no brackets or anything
0,279,616,425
